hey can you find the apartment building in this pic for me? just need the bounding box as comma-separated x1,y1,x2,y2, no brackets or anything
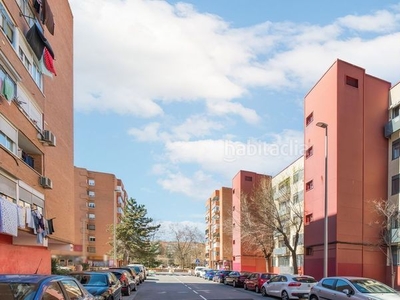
385,82,400,287
271,156,304,274
69,168,127,268
204,187,232,269
232,170,271,272
0,0,73,273
304,59,390,282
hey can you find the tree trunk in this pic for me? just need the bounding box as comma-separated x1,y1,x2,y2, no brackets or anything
290,249,298,274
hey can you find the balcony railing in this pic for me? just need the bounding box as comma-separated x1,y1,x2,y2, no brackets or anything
385,116,400,138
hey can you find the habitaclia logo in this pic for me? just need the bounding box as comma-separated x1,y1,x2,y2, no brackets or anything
223,140,305,162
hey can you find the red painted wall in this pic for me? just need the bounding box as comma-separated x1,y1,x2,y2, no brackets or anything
0,235,51,274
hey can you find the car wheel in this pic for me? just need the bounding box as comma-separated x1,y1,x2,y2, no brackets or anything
125,286,131,296
255,285,259,293
261,286,267,297
244,283,248,290
224,279,227,285
309,296,318,300
282,290,289,300
133,284,137,291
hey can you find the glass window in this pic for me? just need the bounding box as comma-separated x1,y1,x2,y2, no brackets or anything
87,224,95,230
0,3,14,43
393,139,400,160
61,279,84,300
42,282,65,300
306,112,313,126
88,202,95,208
89,236,95,242
393,106,400,119
88,214,95,219
88,179,95,186
88,191,95,197
392,175,400,195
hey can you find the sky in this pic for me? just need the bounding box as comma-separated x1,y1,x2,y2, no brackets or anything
69,0,400,236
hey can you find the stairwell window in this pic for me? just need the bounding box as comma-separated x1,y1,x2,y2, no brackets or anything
393,139,400,160
392,174,400,195
305,146,313,159
306,112,314,126
346,76,358,88
306,180,314,191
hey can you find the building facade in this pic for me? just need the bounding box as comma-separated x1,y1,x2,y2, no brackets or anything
204,187,232,269
271,156,304,274
0,0,73,273
304,59,390,282
69,168,127,268
232,170,271,272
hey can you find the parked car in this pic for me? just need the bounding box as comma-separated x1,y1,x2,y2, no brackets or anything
0,274,94,300
224,271,251,287
109,266,140,286
309,276,400,300
244,272,277,293
127,264,145,283
108,268,137,296
213,270,232,283
194,266,206,277
204,269,217,280
70,271,122,300
261,274,317,299
128,263,147,280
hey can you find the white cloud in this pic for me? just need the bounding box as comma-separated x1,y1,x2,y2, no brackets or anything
71,0,400,121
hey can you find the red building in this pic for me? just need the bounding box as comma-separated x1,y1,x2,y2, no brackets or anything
304,59,390,282
232,170,271,272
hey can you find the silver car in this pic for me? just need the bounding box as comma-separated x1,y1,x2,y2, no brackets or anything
309,276,400,300
261,274,317,300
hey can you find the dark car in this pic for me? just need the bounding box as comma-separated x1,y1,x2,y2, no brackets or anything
213,270,232,283
243,272,277,293
126,264,145,283
0,274,94,300
109,266,140,286
204,270,217,280
224,271,251,287
108,268,137,296
70,271,122,300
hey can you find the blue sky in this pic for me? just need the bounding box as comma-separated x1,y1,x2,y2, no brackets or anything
69,0,400,235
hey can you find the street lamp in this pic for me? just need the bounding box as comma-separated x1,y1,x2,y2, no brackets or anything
316,121,328,278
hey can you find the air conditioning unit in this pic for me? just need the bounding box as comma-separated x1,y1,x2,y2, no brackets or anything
40,176,53,189
41,130,56,146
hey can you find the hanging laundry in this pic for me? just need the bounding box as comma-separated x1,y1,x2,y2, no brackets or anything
43,47,56,76
0,196,18,237
42,0,55,35
39,51,53,78
33,0,42,14
25,23,55,60
3,76,14,101
17,205,26,228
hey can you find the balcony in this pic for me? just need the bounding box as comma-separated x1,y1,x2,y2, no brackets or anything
273,247,288,255
213,242,220,248
385,116,400,138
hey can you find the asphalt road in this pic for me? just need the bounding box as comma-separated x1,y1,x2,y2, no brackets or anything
124,272,272,300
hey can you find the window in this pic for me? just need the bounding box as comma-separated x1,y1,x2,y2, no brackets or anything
306,247,313,256
232,240,235,244
0,68,16,101
305,213,313,224
306,180,313,191
346,75,358,88
88,179,95,186
19,48,32,73
88,236,95,242
87,224,95,230
305,146,313,158
393,139,400,160
278,256,290,266
88,191,95,197
392,175,400,195
88,202,95,208
88,213,95,219
87,246,96,253
0,3,14,43
306,112,313,126
62,279,86,300
245,176,252,182
0,115,17,154
393,106,400,119
293,170,302,183
43,282,64,300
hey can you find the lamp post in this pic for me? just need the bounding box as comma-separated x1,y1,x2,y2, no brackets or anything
316,122,328,278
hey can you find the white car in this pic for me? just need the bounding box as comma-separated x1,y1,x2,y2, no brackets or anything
194,266,206,277
261,274,317,300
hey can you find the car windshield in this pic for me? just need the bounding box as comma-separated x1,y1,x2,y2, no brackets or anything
350,279,396,294
293,276,317,283
0,282,38,300
72,274,107,286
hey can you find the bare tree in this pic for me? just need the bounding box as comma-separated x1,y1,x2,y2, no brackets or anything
235,174,303,274
369,199,399,288
169,224,204,268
